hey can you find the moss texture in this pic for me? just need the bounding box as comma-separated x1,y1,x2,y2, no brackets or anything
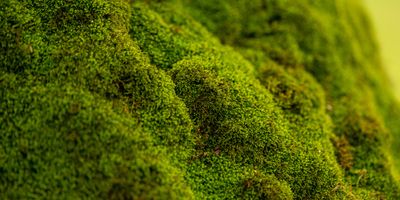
1,0,400,199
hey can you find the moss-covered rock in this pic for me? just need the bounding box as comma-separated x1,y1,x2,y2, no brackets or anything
1,0,400,199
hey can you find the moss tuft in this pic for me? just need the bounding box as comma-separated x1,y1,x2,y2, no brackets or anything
242,172,293,200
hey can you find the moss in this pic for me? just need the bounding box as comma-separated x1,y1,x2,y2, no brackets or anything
174,0,400,198
0,79,193,199
2,0,400,199
242,172,294,200
1,0,194,198
130,2,345,199
332,136,354,170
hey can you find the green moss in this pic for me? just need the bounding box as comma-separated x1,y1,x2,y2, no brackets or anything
174,0,400,198
242,172,293,200
130,2,344,199
2,0,400,199
0,79,193,199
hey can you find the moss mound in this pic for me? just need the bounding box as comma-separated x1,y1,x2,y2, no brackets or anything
1,0,400,199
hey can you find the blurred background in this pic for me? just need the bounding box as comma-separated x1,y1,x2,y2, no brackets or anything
364,0,400,99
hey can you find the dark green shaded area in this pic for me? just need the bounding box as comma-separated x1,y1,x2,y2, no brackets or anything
1,0,400,199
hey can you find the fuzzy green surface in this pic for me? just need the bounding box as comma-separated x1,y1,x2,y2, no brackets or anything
1,0,400,199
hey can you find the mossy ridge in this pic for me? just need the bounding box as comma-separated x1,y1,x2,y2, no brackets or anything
130,2,352,199
258,63,347,198
1,0,195,198
0,79,193,199
2,0,400,199
176,0,400,198
186,155,295,200
2,0,195,159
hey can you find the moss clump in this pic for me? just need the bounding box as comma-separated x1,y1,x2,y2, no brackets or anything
242,172,294,200
0,77,193,199
1,0,400,199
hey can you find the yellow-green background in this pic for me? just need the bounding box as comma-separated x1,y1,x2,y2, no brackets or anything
364,0,400,99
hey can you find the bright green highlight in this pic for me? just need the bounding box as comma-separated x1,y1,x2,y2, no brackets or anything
364,0,400,99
